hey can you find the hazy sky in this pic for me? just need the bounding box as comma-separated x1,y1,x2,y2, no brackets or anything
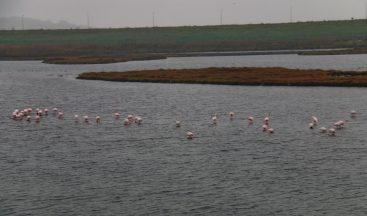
1,0,367,27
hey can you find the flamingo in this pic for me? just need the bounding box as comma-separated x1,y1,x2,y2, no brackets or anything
135,116,142,125
52,108,58,114
127,115,135,123
26,115,31,122
114,112,120,119
44,109,49,115
334,120,346,130
212,115,218,125
58,112,64,119
262,124,268,132
319,127,327,133
229,112,235,120
17,114,24,120
124,118,130,126
328,128,336,136
11,112,17,119
96,115,101,123
35,115,40,123
311,116,318,125
74,114,79,123
83,115,89,123
350,110,357,118
309,122,315,129
267,128,274,133
187,131,194,139
263,115,270,126
248,116,254,125
37,110,43,117
175,120,181,128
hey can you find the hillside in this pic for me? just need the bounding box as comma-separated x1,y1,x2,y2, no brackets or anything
0,17,83,30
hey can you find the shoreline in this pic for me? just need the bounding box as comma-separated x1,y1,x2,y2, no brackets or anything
41,55,167,64
1,48,358,65
77,67,367,87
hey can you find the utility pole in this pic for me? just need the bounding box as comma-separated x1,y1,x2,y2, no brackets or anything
21,15,24,30
290,5,293,23
86,11,90,29
220,8,223,25
152,12,155,27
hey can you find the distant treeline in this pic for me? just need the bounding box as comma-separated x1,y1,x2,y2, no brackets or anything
1,19,367,60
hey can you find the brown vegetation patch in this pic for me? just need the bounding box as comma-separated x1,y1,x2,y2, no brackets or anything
77,67,367,87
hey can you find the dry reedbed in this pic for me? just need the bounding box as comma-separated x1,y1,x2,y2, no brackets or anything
77,67,367,87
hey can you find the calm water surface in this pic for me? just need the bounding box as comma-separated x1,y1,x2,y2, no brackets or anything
1,55,367,215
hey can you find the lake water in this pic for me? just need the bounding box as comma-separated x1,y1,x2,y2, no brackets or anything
1,54,367,215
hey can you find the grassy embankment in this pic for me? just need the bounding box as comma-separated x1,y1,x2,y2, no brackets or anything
1,19,367,64
42,55,167,64
77,67,367,87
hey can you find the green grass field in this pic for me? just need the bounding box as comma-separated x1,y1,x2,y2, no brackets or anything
1,20,367,46
1,19,367,60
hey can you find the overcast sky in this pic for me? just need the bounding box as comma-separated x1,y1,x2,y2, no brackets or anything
1,0,367,27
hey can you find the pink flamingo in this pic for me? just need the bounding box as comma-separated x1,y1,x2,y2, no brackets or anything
212,115,218,125
334,120,346,130
74,114,79,123
114,112,120,119
328,128,336,136
187,131,194,139
124,118,130,126
350,110,357,118
58,112,64,119
83,115,89,123
134,116,142,124
175,121,181,128
229,112,235,120
263,114,270,126
248,116,254,125
127,115,135,123
311,116,318,125
52,108,58,115
319,127,327,133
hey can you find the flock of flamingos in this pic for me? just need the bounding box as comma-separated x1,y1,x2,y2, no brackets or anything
10,107,358,139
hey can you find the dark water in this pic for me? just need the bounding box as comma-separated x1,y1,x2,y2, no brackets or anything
1,55,367,215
